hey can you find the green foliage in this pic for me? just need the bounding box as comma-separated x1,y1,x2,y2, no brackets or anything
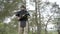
0,0,21,21
0,0,21,34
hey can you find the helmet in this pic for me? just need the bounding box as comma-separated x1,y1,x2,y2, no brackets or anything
20,5,26,9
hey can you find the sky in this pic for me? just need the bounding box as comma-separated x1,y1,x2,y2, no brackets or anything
27,0,60,10
43,0,60,30
43,0,60,6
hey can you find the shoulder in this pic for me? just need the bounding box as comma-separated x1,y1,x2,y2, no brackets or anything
16,11,21,13
25,10,28,13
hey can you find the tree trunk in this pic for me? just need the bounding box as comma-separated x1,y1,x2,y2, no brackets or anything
57,19,60,34
37,0,41,34
45,26,48,34
35,0,41,34
58,30,60,34
35,0,38,34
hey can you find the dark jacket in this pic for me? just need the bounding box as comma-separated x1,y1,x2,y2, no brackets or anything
16,10,30,21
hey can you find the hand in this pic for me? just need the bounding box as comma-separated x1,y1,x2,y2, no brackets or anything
16,16,20,20
17,17,21,20
22,14,25,17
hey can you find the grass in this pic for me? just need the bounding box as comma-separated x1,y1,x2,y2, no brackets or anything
29,30,58,34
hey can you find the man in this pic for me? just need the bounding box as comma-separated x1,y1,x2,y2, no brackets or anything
16,5,30,34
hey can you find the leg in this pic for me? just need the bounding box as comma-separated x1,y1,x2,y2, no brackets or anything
24,21,29,34
18,22,24,34
20,27,24,34
20,21,26,34
18,22,20,34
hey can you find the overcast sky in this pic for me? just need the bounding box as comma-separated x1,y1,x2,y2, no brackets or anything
43,0,60,5
27,0,60,10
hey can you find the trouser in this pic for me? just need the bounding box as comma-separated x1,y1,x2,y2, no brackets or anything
20,21,26,28
18,21,28,34
18,21,26,34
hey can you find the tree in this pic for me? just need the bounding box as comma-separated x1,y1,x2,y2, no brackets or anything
44,2,59,34
54,8,60,34
0,0,21,22
0,0,22,34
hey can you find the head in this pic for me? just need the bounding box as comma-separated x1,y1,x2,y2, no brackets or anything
20,5,26,10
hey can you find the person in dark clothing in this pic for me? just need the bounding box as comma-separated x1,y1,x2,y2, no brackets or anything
16,5,30,34
16,5,30,28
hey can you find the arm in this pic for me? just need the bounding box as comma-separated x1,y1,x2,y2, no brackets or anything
26,11,30,18
15,11,21,20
